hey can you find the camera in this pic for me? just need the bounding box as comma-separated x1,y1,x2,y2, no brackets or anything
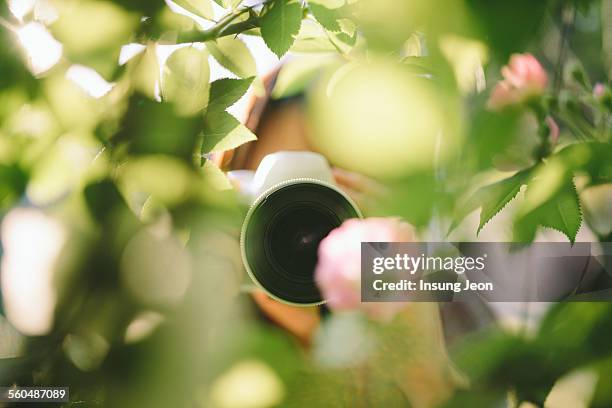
229,152,362,306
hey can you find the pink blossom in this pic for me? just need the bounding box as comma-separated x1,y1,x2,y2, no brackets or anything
487,53,548,110
593,83,606,99
545,116,559,144
315,217,414,322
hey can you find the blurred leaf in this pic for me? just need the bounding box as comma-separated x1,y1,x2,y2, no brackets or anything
290,19,337,53
328,30,357,54
453,329,555,404
272,56,332,98
0,30,38,97
260,0,303,57
201,110,256,154
465,0,548,61
115,94,202,161
557,142,612,185
201,160,233,190
173,0,214,20
84,178,131,223
206,37,257,78
538,302,612,368
162,46,210,115
50,0,138,79
442,390,506,408
129,44,160,99
109,0,166,15
211,0,242,9
309,1,344,32
0,164,28,210
207,76,254,113
465,105,524,171
591,356,612,407
375,171,439,228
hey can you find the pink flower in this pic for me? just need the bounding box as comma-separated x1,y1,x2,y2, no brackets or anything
593,83,606,99
315,217,414,322
487,53,548,110
545,116,559,144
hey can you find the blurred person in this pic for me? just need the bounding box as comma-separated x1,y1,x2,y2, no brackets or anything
213,67,480,407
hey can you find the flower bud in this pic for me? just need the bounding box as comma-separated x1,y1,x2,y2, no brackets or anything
593,83,612,112
487,53,548,111
545,116,559,145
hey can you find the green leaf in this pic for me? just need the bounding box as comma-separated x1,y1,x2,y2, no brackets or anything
162,46,210,115
260,0,303,57
206,37,256,78
557,142,612,185
200,76,257,160
466,0,548,62
201,160,233,190
309,1,343,32
0,164,28,210
448,169,531,236
207,76,254,113
514,179,582,243
172,0,214,20
477,170,531,234
51,0,138,79
116,94,202,162
290,19,337,53
540,181,582,243
374,171,439,228
201,110,256,154
328,30,357,54
466,106,524,171
211,0,242,9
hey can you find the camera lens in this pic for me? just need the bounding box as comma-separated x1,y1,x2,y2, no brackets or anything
242,180,361,305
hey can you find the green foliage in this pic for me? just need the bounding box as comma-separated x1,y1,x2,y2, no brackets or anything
0,0,611,406
260,0,304,57
0,164,28,210
515,177,582,243
212,0,243,9
207,76,254,113
116,94,203,161
162,46,210,115
200,76,256,159
449,168,531,236
308,0,344,33
476,171,530,234
465,0,549,61
201,110,256,155
206,36,257,78
172,0,215,20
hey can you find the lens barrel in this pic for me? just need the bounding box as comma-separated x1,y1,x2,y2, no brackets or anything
241,179,361,305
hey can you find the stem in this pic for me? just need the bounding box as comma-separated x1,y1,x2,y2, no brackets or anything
553,4,575,93
177,8,259,44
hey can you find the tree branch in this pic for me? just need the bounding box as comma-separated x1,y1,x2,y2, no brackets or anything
176,8,260,44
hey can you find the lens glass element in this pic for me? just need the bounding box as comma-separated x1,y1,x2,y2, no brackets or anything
243,182,360,304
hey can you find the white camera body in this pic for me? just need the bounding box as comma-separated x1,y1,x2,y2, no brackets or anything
230,151,361,305
227,151,336,203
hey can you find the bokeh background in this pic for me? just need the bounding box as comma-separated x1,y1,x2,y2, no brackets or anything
0,0,611,406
